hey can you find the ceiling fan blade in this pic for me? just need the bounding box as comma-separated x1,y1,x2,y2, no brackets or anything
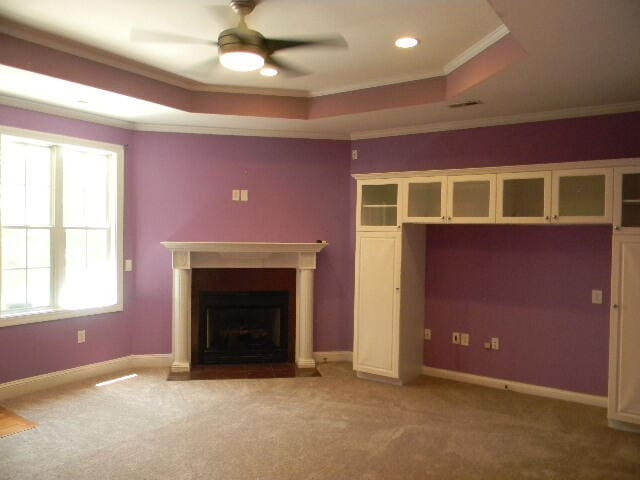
263,35,347,54
265,56,309,78
130,28,218,46
183,56,222,79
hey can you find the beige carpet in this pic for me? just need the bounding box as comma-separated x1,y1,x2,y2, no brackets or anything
0,363,638,479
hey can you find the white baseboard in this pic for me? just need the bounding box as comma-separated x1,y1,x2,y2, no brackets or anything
313,351,353,363
422,366,607,408
0,354,172,401
130,354,173,368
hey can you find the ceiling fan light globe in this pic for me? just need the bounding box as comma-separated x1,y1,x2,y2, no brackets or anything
260,67,278,77
220,51,265,72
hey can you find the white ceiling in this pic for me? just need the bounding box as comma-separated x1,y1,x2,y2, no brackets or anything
0,0,639,139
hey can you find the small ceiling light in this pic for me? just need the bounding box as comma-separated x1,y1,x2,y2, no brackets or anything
219,50,265,72
260,66,278,77
395,37,419,49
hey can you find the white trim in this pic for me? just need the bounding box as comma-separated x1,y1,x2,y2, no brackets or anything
352,157,640,181
422,366,607,408
443,25,511,75
351,101,640,140
133,122,350,140
313,351,353,363
0,354,172,401
129,354,173,368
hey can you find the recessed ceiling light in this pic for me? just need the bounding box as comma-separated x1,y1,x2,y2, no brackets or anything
395,37,419,49
260,67,278,77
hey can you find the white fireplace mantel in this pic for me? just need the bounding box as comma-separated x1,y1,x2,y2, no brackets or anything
161,241,328,372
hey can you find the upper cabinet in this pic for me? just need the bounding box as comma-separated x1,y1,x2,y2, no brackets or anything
447,174,496,224
497,171,551,224
614,167,640,234
403,176,447,223
357,179,400,231
551,168,613,224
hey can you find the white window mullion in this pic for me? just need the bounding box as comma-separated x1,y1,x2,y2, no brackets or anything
52,146,65,310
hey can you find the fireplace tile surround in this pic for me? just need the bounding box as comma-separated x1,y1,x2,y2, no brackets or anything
161,242,328,372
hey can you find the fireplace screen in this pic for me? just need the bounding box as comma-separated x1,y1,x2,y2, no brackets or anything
199,292,289,364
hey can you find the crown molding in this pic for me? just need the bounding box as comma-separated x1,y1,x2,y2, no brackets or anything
0,94,349,140
0,94,134,130
443,25,511,75
350,101,640,140
133,122,349,140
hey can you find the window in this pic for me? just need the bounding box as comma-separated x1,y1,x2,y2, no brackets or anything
0,128,123,326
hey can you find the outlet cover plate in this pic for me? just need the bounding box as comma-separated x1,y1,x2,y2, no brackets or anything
424,328,431,340
461,333,469,346
452,332,460,345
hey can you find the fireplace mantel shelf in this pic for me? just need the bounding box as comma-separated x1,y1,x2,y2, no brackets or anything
161,241,328,372
161,241,328,254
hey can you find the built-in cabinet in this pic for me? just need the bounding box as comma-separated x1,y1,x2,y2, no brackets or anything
608,235,640,428
354,158,640,430
614,167,640,233
353,227,424,383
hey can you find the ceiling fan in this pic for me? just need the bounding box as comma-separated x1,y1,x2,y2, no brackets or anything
130,0,347,77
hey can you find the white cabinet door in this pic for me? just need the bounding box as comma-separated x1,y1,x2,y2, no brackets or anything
403,176,447,224
496,171,551,224
357,179,401,231
354,232,400,378
613,166,640,234
552,168,613,224
446,174,496,224
609,235,640,425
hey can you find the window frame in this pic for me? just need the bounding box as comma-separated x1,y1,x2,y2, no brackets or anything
0,126,124,328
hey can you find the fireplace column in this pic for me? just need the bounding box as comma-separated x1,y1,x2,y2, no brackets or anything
296,267,315,368
171,251,191,372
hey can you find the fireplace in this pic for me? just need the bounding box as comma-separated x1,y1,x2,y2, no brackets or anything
161,241,328,372
199,291,290,364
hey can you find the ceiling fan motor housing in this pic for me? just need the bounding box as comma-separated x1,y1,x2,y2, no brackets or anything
218,28,265,58
229,0,256,17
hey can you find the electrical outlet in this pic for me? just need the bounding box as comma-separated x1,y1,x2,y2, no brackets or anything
232,189,240,201
484,342,492,350
77,329,86,344
124,259,133,272
460,333,470,346
491,337,500,350
452,332,460,345
591,289,603,304
240,189,248,202
424,328,431,340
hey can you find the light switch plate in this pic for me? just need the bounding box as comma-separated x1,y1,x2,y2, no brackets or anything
124,259,133,272
591,289,603,304
424,328,431,340
240,189,248,202
461,333,469,346
232,189,240,201
77,329,86,344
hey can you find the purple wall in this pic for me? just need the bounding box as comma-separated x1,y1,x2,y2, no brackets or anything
425,225,611,395
0,106,135,383
352,112,640,396
128,131,353,355
0,105,352,383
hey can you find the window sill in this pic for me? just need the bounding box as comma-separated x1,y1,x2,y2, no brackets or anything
0,303,124,328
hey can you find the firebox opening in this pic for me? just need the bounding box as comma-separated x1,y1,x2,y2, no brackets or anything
199,291,289,365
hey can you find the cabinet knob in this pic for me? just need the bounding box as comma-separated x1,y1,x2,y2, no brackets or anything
448,216,452,220
613,225,620,231
553,215,559,220
612,304,619,309
441,216,445,220
395,287,400,291
545,216,550,220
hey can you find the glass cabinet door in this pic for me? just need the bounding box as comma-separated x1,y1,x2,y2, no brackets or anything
403,176,446,223
552,168,613,224
446,174,496,224
497,172,551,224
358,182,399,229
614,167,640,233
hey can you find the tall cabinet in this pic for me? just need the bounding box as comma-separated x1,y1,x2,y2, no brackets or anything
609,167,640,430
354,179,425,384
